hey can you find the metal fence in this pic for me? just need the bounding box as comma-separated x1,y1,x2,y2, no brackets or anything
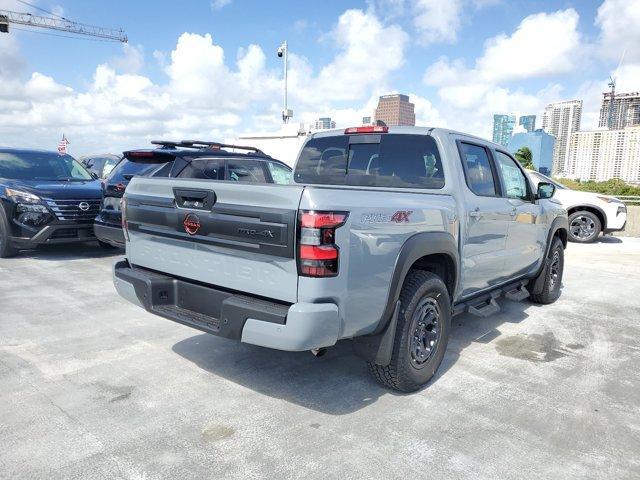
617,196,640,206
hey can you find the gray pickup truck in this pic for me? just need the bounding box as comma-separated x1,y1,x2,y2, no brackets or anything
114,126,568,392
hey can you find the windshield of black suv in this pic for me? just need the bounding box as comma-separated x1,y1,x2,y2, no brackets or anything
294,133,445,189
0,151,93,181
107,159,165,183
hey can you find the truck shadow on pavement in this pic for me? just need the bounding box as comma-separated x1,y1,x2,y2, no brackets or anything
14,243,122,261
172,297,537,415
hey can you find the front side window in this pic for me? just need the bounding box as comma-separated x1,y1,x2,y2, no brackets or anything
495,151,529,200
294,134,444,189
459,143,497,196
267,161,292,184
227,159,267,183
0,151,93,181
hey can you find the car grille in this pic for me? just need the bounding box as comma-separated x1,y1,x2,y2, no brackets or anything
45,199,101,222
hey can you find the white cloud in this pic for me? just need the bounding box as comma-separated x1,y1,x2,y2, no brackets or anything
111,44,145,74
301,9,408,104
210,0,232,10
413,0,463,45
596,0,640,63
0,7,411,155
477,9,581,82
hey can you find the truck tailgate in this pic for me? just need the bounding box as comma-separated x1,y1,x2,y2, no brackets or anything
123,177,304,303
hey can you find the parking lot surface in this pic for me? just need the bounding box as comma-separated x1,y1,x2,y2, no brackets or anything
1,237,639,479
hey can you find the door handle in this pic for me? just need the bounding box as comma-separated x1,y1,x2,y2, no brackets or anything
469,208,482,219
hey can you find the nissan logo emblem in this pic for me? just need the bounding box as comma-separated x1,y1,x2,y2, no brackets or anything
78,202,90,211
183,213,201,235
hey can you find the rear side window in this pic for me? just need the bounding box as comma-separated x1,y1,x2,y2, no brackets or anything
227,159,267,183
178,159,224,180
459,143,497,196
267,161,292,184
294,134,444,189
108,159,162,182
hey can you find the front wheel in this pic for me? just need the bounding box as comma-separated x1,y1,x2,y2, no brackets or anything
529,237,564,304
0,209,18,258
568,210,601,243
368,270,451,392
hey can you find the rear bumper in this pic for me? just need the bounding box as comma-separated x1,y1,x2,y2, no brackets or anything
94,220,125,247
113,260,339,351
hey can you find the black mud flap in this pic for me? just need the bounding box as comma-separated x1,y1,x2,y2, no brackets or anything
353,301,400,366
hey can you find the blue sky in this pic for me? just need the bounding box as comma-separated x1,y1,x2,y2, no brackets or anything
0,0,638,155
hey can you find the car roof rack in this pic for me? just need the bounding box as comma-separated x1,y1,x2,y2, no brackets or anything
150,140,267,156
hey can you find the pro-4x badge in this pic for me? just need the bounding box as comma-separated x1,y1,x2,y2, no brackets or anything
391,210,412,223
183,213,201,235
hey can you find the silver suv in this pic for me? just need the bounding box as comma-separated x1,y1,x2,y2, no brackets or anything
113,127,568,392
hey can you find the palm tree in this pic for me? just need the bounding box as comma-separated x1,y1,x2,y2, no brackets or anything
514,147,534,170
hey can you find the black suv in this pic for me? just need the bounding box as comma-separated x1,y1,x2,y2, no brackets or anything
0,148,102,257
94,157,174,248
94,140,292,249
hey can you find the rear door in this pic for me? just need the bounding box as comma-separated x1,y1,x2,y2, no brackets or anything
124,177,304,303
456,140,513,297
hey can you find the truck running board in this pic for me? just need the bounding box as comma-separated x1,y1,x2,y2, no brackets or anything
467,297,500,317
454,280,531,318
504,283,530,302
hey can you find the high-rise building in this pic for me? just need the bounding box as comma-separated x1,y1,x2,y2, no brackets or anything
492,114,516,146
566,126,640,183
541,100,582,175
519,115,536,133
374,94,415,126
598,91,640,129
507,129,555,175
313,117,336,130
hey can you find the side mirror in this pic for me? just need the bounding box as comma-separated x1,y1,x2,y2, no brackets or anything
536,182,555,200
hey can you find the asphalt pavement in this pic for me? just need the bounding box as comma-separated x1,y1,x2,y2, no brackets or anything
1,237,639,479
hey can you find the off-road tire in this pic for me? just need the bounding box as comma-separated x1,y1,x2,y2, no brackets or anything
368,270,451,392
568,210,601,243
0,208,19,258
529,237,564,304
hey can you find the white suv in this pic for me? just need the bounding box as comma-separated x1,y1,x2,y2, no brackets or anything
527,171,627,243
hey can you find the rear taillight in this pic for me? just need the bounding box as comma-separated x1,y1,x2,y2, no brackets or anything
298,210,348,277
344,125,388,134
121,196,130,242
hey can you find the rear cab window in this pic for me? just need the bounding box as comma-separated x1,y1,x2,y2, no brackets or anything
294,133,445,189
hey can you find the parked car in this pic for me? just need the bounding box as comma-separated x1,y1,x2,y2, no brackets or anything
113,127,567,392
0,148,102,257
94,140,292,248
527,170,626,243
79,154,121,179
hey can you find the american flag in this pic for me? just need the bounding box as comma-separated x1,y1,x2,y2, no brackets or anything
57,134,69,155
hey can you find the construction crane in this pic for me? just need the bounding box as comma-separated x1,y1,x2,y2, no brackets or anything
0,8,127,43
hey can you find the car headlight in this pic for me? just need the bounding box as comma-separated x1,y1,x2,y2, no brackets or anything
5,187,42,204
5,188,49,215
596,195,622,204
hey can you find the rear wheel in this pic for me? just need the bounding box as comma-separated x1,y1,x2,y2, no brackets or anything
0,208,18,258
368,270,451,392
568,210,601,243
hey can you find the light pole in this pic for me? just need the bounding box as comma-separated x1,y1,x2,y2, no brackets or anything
277,40,293,124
